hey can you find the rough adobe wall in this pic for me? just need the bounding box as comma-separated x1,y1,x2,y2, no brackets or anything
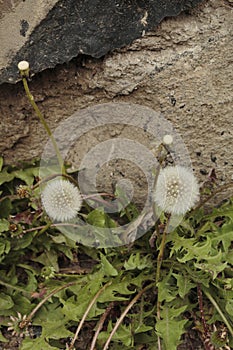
0,0,203,83
0,0,232,200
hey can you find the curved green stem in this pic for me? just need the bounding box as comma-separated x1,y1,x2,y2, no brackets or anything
68,281,112,350
156,215,171,285
90,302,114,350
19,281,77,329
156,215,171,350
202,286,233,337
103,283,154,350
22,77,65,174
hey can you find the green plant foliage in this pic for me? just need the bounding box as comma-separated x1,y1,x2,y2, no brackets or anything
0,331,7,343
100,253,119,276
124,252,152,271
21,337,58,350
156,304,188,350
0,158,232,350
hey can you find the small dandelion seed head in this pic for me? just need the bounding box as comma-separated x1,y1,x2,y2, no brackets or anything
41,179,82,222
18,60,29,71
163,134,173,145
154,165,199,215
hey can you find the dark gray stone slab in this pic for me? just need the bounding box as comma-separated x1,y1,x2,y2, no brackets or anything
0,0,203,84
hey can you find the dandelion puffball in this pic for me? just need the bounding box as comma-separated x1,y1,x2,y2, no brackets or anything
41,179,82,222
154,165,199,215
18,60,29,71
163,134,173,145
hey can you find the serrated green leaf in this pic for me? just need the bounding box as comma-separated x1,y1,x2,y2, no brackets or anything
0,198,13,218
17,263,39,275
194,250,228,279
134,331,158,347
0,219,9,233
100,253,118,276
173,273,195,298
169,231,195,257
0,169,14,185
212,224,233,252
124,252,152,271
172,233,212,263
12,167,39,186
0,330,7,342
87,208,108,228
135,323,153,333
33,250,59,271
196,221,218,236
0,238,11,257
55,243,73,260
12,233,34,250
23,269,38,292
226,300,233,316
112,323,134,346
21,337,58,350
99,321,133,347
62,293,104,321
226,250,233,265
86,208,117,228
98,278,136,303
208,206,233,222
61,272,105,321
49,233,76,248
12,294,33,315
0,293,14,310
156,305,187,350
41,316,73,340
157,272,177,303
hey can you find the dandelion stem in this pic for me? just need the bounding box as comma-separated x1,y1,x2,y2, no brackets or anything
152,143,165,219
102,283,154,350
68,281,112,350
21,76,65,174
202,287,233,337
19,282,77,329
156,215,171,285
38,222,51,235
156,215,171,350
31,173,78,189
90,302,114,350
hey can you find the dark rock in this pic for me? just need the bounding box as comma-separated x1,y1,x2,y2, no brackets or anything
0,0,203,84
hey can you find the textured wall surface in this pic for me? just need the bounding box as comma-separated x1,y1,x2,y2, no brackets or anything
0,0,202,83
0,0,59,74
0,0,232,201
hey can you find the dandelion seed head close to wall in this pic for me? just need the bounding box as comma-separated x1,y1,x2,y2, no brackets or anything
154,165,199,215
163,134,173,145
41,179,82,222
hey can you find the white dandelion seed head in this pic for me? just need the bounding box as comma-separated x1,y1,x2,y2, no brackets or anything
41,179,82,222
154,165,199,215
163,134,173,145
18,60,29,71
